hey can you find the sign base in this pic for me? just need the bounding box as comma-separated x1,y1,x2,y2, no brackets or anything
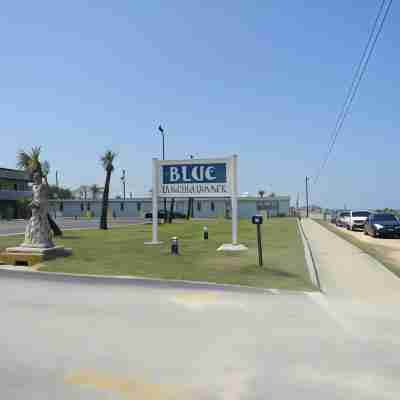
217,243,248,252
144,241,164,246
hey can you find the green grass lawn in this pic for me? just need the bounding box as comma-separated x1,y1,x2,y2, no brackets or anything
315,219,400,279
0,218,315,290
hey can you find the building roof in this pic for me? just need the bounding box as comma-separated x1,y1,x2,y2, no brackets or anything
0,167,30,182
49,195,291,203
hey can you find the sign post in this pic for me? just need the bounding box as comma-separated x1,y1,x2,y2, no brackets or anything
144,158,163,245
231,154,238,245
252,215,264,266
145,155,247,251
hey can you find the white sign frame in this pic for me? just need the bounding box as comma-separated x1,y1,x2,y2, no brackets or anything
145,155,242,248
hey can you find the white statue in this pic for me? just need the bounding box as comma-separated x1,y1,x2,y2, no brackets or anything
21,171,54,249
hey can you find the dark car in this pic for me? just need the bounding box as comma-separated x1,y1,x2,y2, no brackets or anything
364,213,400,238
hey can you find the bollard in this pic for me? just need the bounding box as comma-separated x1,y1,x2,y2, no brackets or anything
203,226,209,240
171,237,179,255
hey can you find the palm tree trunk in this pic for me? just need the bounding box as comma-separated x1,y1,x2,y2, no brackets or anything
168,198,175,223
100,170,111,230
48,214,62,236
44,175,62,236
186,198,193,220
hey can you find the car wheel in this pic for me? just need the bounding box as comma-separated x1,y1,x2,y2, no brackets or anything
346,225,350,230
372,230,378,238
364,229,368,235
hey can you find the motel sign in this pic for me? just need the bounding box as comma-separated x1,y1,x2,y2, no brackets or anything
160,162,228,197
145,155,246,250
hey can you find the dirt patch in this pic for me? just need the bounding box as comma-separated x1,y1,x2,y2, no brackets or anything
331,225,400,250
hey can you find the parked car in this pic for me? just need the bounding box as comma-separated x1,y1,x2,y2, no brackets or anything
336,211,350,227
364,213,400,238
144,211,167,224
346,210,370,231
144,210,186,223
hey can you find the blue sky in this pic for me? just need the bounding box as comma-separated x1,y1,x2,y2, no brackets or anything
0,1,398,209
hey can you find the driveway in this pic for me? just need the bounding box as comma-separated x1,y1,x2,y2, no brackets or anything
1,269,400,399
2,219,400,399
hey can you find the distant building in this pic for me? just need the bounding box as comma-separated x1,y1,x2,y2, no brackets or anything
0,167,31,219
49,194,291,219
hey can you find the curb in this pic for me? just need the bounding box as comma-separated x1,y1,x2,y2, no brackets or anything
297,218,323,292
0,266,316,296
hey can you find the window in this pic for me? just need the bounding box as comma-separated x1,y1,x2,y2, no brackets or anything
120,202,125,212
373,214,397,222
211,201,215,212
197,201,202,212
137,202,141,211
59,202,64,212
352,211,370,217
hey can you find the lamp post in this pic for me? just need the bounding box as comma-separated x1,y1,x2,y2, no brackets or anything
158,125,167,221
121,169,126,201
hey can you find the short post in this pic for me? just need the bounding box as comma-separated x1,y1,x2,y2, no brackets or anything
252,215,263,267
171,237,179,255
203,226,209,240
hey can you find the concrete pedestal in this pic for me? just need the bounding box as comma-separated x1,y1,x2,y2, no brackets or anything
1,246,72,267
217,243,248,252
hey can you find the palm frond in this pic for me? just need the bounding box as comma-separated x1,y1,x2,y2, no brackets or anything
100,150,117,171
17,146,43,176
16,150,31,170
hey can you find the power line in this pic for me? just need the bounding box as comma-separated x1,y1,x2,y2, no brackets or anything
313,0,393,185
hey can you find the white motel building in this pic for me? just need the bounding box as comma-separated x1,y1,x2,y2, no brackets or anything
49,195,291,220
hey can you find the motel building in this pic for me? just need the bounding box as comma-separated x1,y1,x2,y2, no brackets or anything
0,167,31,219
49,195,291,220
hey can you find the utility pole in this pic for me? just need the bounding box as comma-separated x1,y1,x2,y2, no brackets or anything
305,176,309,218
121,170,126,200
55,170,59,188
296,192,299,217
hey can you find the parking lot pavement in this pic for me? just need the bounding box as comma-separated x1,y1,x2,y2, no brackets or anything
0,218,144,236
1,270,400,399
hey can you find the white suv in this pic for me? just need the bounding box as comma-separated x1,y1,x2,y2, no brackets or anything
347,210,370,231
336,211,350,227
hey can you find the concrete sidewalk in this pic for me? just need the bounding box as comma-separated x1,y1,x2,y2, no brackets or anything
301,219,400,302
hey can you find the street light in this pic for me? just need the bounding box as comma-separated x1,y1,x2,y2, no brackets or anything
158,125,165,160
121,170,126,201
158,125,167,220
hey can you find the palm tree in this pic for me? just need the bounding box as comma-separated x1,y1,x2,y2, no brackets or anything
17,147,43,177
258,190,265,199
100,150,116,230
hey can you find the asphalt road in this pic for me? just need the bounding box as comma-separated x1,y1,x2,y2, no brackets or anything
1,270,400,399
0,217,144,236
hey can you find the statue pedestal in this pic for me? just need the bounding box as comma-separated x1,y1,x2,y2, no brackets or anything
0,246,72,267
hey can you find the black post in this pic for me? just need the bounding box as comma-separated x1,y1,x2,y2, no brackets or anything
55,170,59,188
122,170,126,201
162,133,165,161
257,223,263,267
306,176,309,218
